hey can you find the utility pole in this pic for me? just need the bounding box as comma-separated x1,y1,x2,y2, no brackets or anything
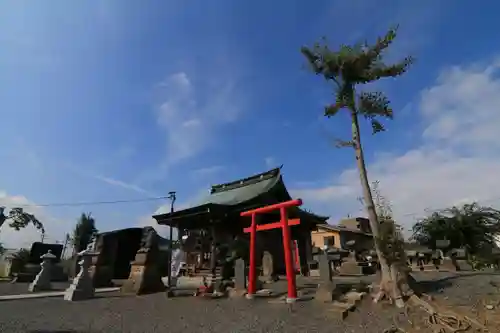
166,191,177,290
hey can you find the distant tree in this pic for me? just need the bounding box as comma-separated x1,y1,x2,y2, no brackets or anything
71,213,98,254
301,26,414,308
0,207,45,233
412,202,500,255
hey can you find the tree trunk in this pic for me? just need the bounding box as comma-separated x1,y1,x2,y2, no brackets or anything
350,110,407,308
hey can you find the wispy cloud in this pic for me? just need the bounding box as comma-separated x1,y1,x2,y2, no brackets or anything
61,162,156,196
92,175,153,196
155,71,243,165
191,165,225,179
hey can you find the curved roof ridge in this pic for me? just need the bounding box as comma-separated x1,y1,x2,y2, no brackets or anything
210,165,283,194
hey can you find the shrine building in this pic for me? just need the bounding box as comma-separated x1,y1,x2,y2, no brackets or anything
153,166,328,275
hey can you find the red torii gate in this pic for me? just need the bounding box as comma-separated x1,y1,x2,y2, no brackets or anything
241,198,303,303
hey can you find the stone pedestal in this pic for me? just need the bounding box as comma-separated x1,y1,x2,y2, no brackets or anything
338,252,363,276
28,250,56,292
64,250,95,301
121,249,165,295
315,253,338,302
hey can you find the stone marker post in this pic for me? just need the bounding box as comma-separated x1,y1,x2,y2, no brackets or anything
64,250,95,301
262,251,278,283
232,258,247,297
453,248,472,271
29,250,56,292
315,253,338,302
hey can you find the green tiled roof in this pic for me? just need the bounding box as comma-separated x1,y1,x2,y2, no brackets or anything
199,168,282,206
153,167,329,223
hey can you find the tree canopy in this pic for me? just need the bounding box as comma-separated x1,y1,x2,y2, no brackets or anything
301,26,414,139
72,212,98,253
412,202,500,254
0,207,45,233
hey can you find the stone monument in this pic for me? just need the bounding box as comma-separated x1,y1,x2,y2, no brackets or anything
315,253,338,302
121,227,165,295
230,258,247,297
64,250,95,301
261,251,278,283
452,248,472,271
338,240,363,275
28,250,56,292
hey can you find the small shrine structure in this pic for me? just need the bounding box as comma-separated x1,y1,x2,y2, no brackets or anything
153,166,328,276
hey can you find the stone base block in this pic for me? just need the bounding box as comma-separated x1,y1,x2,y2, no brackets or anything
315,282,339,303
121,263,165,295
64,284,95,301
338,262,364,275
455,259,473,271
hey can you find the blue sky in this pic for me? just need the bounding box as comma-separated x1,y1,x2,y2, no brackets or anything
2,0,500,248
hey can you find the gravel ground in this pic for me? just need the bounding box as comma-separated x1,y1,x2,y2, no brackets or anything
0,272,498,333
0,293,398,333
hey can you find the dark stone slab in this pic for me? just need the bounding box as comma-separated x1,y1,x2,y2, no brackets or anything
234,258,246,291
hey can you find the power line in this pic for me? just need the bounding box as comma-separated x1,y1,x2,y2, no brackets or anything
0,196,171,208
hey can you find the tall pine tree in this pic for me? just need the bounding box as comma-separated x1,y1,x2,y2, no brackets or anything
301,27,414,308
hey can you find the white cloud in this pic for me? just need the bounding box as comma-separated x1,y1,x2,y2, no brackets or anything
138,214,178,240
292,58,500,233
0,191,68,249
156,71,242,164
421,59,500,149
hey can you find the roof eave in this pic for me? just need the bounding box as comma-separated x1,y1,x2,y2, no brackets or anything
153,203,227,223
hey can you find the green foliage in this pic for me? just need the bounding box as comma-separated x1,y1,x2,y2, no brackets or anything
0,206,45,233
412,203,500,255
72,212,98,253
301,26,414,134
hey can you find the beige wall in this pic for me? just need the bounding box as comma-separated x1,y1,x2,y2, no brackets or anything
311,230,341,249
